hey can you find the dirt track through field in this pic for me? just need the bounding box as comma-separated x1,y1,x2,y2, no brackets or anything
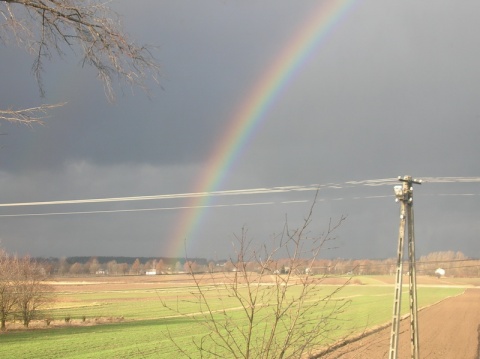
318,288,480,359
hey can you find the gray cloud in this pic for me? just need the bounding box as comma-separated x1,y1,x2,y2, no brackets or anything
0,1,479,260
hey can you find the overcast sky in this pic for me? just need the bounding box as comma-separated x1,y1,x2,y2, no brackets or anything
0,0,479,261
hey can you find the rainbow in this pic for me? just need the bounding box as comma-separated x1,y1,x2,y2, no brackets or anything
167,0,358,258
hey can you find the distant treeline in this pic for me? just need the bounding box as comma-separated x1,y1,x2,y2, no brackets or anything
30,250,479,278
34,256,215,276
60,256,209,266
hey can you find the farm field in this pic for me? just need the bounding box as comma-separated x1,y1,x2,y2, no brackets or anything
321,288,480,358
0,274,477,359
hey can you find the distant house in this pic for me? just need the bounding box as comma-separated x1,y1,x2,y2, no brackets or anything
145,269,157,275
435,268,446,278
95,269,107,275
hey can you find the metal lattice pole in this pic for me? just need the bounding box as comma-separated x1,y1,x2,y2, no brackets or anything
389,176,422,359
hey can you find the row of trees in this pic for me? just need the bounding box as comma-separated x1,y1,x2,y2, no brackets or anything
0,249,53,330
220,253,479,278
39,251,479,278
49,257,195,276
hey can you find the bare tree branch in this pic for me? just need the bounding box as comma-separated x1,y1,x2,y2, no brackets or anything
0,102,65,125
1,0,159,99
0,0,160,124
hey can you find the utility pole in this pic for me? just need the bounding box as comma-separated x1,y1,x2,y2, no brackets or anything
389,175,422,359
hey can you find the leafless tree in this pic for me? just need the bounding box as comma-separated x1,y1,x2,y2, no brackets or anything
0,249,19,331
56,256,70,275
130,258,141,275
106,259,118,275
155,259,166,274
0,249,53,329
87,257,101,275
69,261,85,275
15,256,53,327
163,197,350,358
0,0,159,124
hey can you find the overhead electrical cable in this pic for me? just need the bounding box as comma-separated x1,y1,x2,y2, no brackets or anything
0,176,478,217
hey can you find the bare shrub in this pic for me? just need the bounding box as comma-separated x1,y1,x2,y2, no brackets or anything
163,197,350,358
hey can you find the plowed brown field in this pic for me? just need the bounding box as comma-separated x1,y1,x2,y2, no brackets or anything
319,288,480,359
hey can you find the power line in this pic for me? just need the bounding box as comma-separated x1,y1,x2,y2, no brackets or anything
0,201,277,218
1,176,479,208
0,176,478,218
1,192,478,218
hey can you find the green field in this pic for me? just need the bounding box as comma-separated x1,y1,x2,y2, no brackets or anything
0,275,469,358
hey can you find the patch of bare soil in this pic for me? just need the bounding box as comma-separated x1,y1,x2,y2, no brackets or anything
316,288,480,359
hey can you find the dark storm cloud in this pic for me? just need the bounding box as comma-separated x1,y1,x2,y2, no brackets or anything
0,1,479,259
